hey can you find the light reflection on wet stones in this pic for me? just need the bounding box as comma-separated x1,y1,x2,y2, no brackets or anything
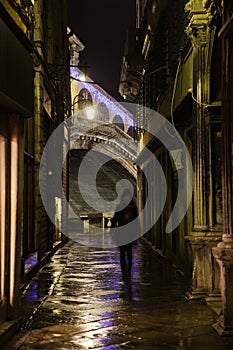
4,240,233,349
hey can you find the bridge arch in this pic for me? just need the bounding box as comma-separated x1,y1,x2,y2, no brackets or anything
112,115,124,131
71,120,137,178
75,88,93,112
69,149,137,219
96,103,109,123
127,126,136,138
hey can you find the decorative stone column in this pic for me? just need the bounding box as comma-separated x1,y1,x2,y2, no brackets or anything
212,0,233,336
213,246,233,335
186,1,209,232
186,235,221,300
185,0,222,300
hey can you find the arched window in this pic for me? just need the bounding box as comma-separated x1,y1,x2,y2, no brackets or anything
127,126,135,138
96,103,109,122
112,115,124,131
76,89,93,111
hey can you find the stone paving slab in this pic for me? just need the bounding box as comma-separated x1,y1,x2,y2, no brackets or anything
3,239,233,349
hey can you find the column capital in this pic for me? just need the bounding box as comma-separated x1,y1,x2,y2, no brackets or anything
213,245,233,262
185,14,209,47
185,0,222,47
185,0,222,18
203,0,222,24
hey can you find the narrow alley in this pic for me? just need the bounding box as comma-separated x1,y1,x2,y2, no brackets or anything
3,239,233,350
2,0,233,348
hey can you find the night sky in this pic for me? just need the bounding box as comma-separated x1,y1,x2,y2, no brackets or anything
68,0,136,100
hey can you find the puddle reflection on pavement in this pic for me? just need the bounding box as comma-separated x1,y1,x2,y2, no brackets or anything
4,240,233,349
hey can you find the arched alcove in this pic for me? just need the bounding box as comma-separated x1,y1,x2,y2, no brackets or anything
96,103,109,123
112,115,124,131
127,126,135,138
74,88,93,113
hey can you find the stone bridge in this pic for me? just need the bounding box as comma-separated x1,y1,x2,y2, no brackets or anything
69,67,137,226
70,116,137,178
69,116,137,228
70,67,135,135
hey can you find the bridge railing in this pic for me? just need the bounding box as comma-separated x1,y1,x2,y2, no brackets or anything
70,116,138,162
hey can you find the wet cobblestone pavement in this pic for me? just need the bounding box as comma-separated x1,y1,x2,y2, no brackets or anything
4,239,233,349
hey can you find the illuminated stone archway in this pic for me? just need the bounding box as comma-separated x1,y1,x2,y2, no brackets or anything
71,68,134,132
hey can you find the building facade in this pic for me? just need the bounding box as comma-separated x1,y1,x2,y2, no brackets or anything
119,0,233,334
0,0,70,324
0,0,34,323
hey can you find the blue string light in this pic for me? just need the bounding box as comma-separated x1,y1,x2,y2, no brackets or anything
70,67,134,127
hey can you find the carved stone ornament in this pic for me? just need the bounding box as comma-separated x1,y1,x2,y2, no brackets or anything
203,0,222,26
185,20,209,48
185,0,222,17
184,1,192,13
185,1,222,47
